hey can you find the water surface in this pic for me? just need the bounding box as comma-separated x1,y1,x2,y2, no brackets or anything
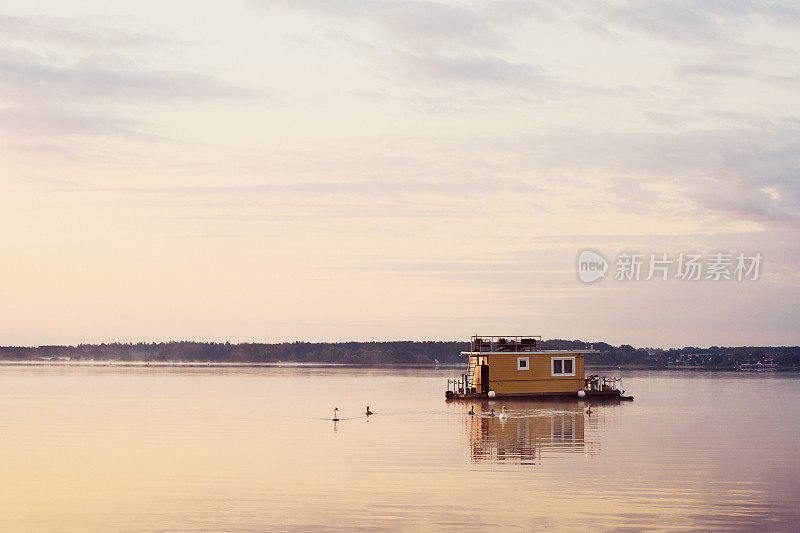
1,366,798,531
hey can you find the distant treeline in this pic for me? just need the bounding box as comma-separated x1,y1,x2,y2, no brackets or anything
2,340,799,368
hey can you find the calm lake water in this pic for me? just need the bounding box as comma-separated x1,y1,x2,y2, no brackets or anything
1,365,798,532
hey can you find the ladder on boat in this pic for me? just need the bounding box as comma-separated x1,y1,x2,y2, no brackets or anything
465,358,477,393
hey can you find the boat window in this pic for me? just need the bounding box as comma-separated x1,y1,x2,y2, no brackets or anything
551,357,576,376
517,357,529,370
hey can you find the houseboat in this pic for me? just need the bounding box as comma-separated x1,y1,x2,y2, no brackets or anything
445,335,633,401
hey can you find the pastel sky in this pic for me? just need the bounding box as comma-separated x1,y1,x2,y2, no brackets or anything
1,1,798,348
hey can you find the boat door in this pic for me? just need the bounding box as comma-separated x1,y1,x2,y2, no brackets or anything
480,364,489,393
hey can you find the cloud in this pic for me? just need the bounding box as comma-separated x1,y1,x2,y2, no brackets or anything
0,47,260,105
394,51,549,87
255,0,510,49
675,63,752,81
690,180,798,224
257,1,800,51
471,123,800,226
251,0,563,99
0,14,260,155
253,0,799,110
572,0,800,45
765,75,800,91
0,107,139,136
90,176,536,197
0,14,169,49
17,174,77,187
173,202,479,221
62,176,540,224
0,107,167,155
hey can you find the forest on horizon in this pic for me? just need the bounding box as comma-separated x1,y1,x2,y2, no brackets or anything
1,340,799,369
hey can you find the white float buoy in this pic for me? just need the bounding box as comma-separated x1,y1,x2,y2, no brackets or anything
577,389,586,398
488,390,496,398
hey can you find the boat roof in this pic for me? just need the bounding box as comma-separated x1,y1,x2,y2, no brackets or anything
461,350,600,356
465,335,599,356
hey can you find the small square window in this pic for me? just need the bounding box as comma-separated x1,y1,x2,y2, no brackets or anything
553,359,563,374
564,359,573,374
517,357,529,370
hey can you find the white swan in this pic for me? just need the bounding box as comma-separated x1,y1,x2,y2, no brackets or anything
332,407,339,421
499,406,508,420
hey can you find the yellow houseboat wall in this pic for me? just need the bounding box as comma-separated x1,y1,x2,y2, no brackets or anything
478,352,585,395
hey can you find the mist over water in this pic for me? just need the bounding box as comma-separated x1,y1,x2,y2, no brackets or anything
1,366,798,531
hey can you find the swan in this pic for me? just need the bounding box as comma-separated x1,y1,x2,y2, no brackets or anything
468,405,475,416
332,407,339,421
365,406,373,416
499,406,508,420
488,408,495,417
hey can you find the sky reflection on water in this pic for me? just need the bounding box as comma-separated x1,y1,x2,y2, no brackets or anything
0,365,798,531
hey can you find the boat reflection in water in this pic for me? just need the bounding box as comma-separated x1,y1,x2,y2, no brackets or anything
465,401,591,464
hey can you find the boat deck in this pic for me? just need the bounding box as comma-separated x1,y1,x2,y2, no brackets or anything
445,390,633,401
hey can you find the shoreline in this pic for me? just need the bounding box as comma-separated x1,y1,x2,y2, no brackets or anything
1,361,797,371
0,360,463,369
